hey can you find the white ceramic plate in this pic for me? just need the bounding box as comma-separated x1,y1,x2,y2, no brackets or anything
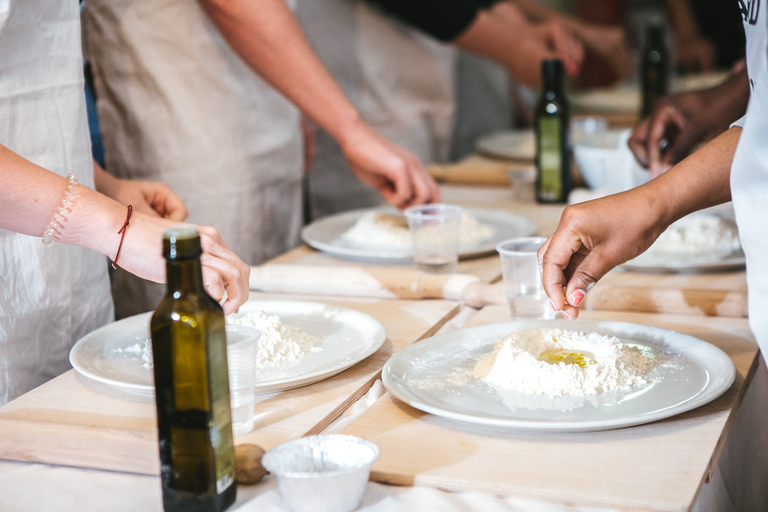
382,319,734,432
301,206,537,263
70,299,386,397
621,213,745,273
475,130,535,161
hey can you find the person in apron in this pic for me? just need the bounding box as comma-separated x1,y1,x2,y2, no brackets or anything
85,0,440,319
0,1,250,405
297,0,457,220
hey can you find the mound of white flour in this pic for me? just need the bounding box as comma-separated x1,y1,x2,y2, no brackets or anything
340,210,494,249
227,311,315,368
121,311,315,370
473,328,652,396
649,213,741,255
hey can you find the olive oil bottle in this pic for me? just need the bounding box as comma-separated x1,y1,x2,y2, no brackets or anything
150,226,236,512
641,24,669,117
535,59,570,203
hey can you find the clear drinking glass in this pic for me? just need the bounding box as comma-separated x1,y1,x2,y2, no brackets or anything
496,237,556,320
404,203,462,274
225,325,260,437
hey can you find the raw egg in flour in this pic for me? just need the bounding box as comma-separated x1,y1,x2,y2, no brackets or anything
538,349,596,367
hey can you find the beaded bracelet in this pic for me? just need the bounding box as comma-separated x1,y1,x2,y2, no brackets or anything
41,174,78,245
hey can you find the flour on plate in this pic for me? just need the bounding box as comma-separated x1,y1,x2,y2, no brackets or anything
340,210,494,249
472,328,652,396
226,311,315,368
649,213,741,255
119,311,315,370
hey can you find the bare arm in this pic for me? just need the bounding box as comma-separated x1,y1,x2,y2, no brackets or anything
539,127,739,319
0,145,249,314
199,0,439,208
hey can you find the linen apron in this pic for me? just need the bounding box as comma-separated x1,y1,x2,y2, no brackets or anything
296,0,456,220
85,0,304,318
0,1,114,405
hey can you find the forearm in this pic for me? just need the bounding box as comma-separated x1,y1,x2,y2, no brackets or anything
0,145,126,257
454,11,544,85
696,67,750,131
199,0,362,145
645,127,738,226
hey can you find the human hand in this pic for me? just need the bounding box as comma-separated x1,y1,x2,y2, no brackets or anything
107,179,188,221
537,188,667,320
338,121,440,209
116,211,250,314
530,19,584,76
576,24,632,81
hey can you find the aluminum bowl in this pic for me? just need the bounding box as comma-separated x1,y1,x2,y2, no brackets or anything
262,434,380,512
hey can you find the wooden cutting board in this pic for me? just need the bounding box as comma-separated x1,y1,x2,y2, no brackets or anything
339,306,759,511
0,295,459,475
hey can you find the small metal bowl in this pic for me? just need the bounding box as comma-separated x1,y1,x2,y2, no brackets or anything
262,434,380,512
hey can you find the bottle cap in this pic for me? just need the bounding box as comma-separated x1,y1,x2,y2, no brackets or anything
163,225,202,260
542,59,563,83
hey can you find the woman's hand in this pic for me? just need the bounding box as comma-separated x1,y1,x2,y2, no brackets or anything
538,188,668,320
93,162,188,220
116,212,250,314
338,120,440,209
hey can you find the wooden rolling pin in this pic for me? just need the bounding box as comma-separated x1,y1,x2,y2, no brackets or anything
249,264,505,308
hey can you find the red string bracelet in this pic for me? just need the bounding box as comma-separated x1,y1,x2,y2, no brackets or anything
111,205,133,269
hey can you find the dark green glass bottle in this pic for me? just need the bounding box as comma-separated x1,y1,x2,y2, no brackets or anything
641,24,669,117
535,59,571,204
150,226,236,512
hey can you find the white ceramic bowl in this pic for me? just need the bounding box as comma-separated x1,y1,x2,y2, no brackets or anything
573,129,649,192
262,435,380,512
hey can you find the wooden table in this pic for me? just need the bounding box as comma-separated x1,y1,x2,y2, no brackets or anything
0,181,759,511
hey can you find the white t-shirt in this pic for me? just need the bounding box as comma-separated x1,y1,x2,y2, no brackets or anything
731,0,768,361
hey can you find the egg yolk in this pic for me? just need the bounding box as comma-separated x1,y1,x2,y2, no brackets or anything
538,349,595,367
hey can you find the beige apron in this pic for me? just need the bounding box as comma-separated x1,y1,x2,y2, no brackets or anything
0,1,114,405
86,0,304,318
296,0,456,220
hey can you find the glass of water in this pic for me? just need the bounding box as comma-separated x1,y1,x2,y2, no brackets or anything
496,237,556,320
404,203,463,274
225,325,260,437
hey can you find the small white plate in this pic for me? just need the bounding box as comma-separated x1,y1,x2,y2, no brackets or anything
301,206,537,263
382,319,734,432
475,130,535,161
70,299,386,397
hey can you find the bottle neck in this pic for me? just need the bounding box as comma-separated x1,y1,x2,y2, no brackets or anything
165,257,205,294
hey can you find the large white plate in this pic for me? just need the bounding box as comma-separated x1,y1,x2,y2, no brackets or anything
70,299,386,397
621,212,745,273
301,206,537,263
475,129,535,161
382,319,734,432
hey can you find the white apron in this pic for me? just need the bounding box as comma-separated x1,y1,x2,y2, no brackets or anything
0,1,114,405
296,0,456,220
85,0,304,318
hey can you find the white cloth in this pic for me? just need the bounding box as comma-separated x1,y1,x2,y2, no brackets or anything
0,1,113,405
85,0,304,318
296,0,456,220
731,2,768,364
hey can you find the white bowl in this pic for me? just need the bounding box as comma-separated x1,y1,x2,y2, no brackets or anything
573,129,649,192
262,435,380,512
